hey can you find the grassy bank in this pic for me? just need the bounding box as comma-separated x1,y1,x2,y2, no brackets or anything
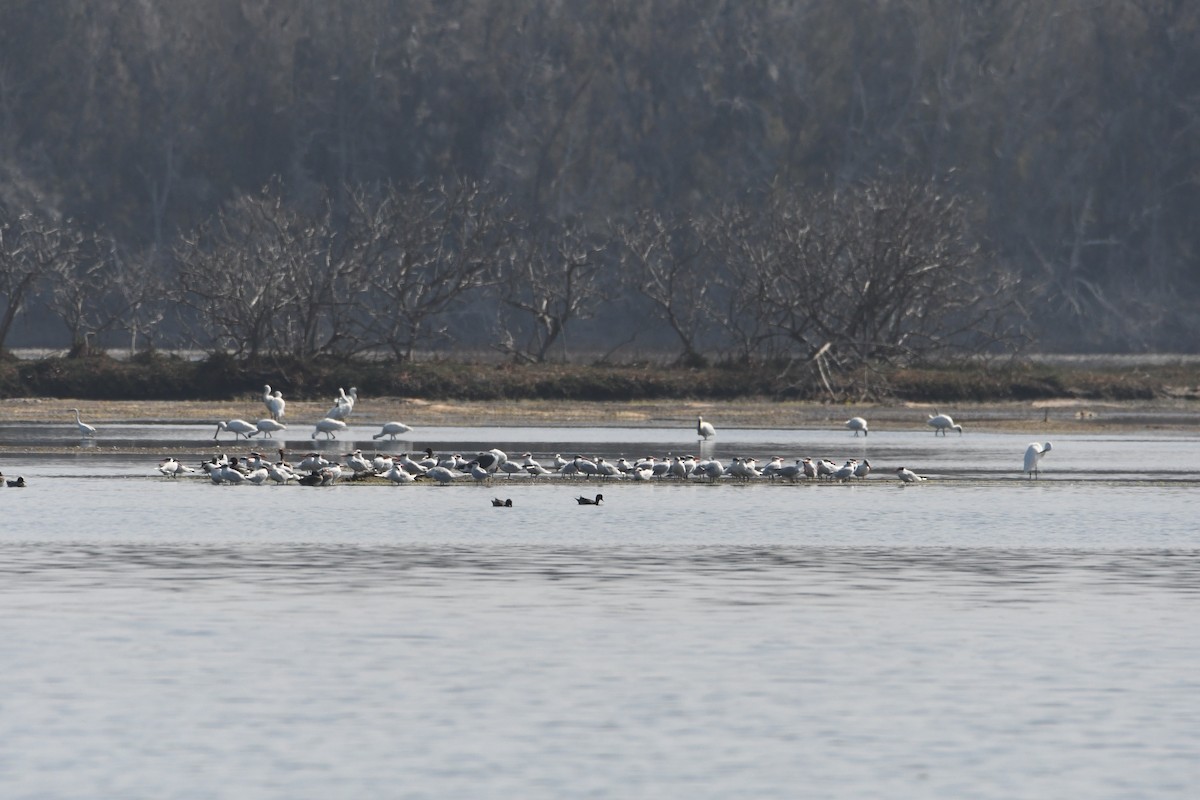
2,351,1199,404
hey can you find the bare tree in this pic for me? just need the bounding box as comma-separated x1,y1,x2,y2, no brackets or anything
1,210,90,355
752,178,1024,395
37,225,165,358
40,225,107,357
108,244,168,355
696,202,785,362
0,209,48,353
176,192,293,358
614,210,712,366
494,219,609,363
175,183,366,360
356,179,516,360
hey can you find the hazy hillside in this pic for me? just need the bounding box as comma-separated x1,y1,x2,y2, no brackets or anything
2,0,1198,356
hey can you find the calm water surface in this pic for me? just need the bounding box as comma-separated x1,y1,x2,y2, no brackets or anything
1,425,1198,799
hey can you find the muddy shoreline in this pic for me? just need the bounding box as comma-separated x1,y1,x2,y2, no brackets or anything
3,396,1197,433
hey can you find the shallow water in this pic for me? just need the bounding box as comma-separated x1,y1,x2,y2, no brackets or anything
1,425,1199,798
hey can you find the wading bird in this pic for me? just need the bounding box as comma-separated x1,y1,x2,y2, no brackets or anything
312,418,348,439
262,385,286,421
1024,442,1052,479
71,408,97,437
253,419,287,438
845,417,869,437
927,413,963,436
373,422,413,440
214,419,257,440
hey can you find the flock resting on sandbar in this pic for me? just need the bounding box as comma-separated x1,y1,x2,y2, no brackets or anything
33,389,1057,495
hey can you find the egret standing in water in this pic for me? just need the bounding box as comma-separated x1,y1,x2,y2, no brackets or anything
1024,442,1052,479
845,417,869,437
70,408,97,437
697,416,716,441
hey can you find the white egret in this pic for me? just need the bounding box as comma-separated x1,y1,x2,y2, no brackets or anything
372,422,413,440
845,417,869,437
697,416,716,440
70,408,97,437
1024,442,1052,479
927,413,963,436
214,419,257,440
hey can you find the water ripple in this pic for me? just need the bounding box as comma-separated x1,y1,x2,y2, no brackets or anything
2,543,1198,599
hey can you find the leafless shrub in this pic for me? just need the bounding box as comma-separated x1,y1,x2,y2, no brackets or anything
493,218,610,363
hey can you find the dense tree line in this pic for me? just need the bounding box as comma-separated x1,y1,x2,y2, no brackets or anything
1,0,1198,359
